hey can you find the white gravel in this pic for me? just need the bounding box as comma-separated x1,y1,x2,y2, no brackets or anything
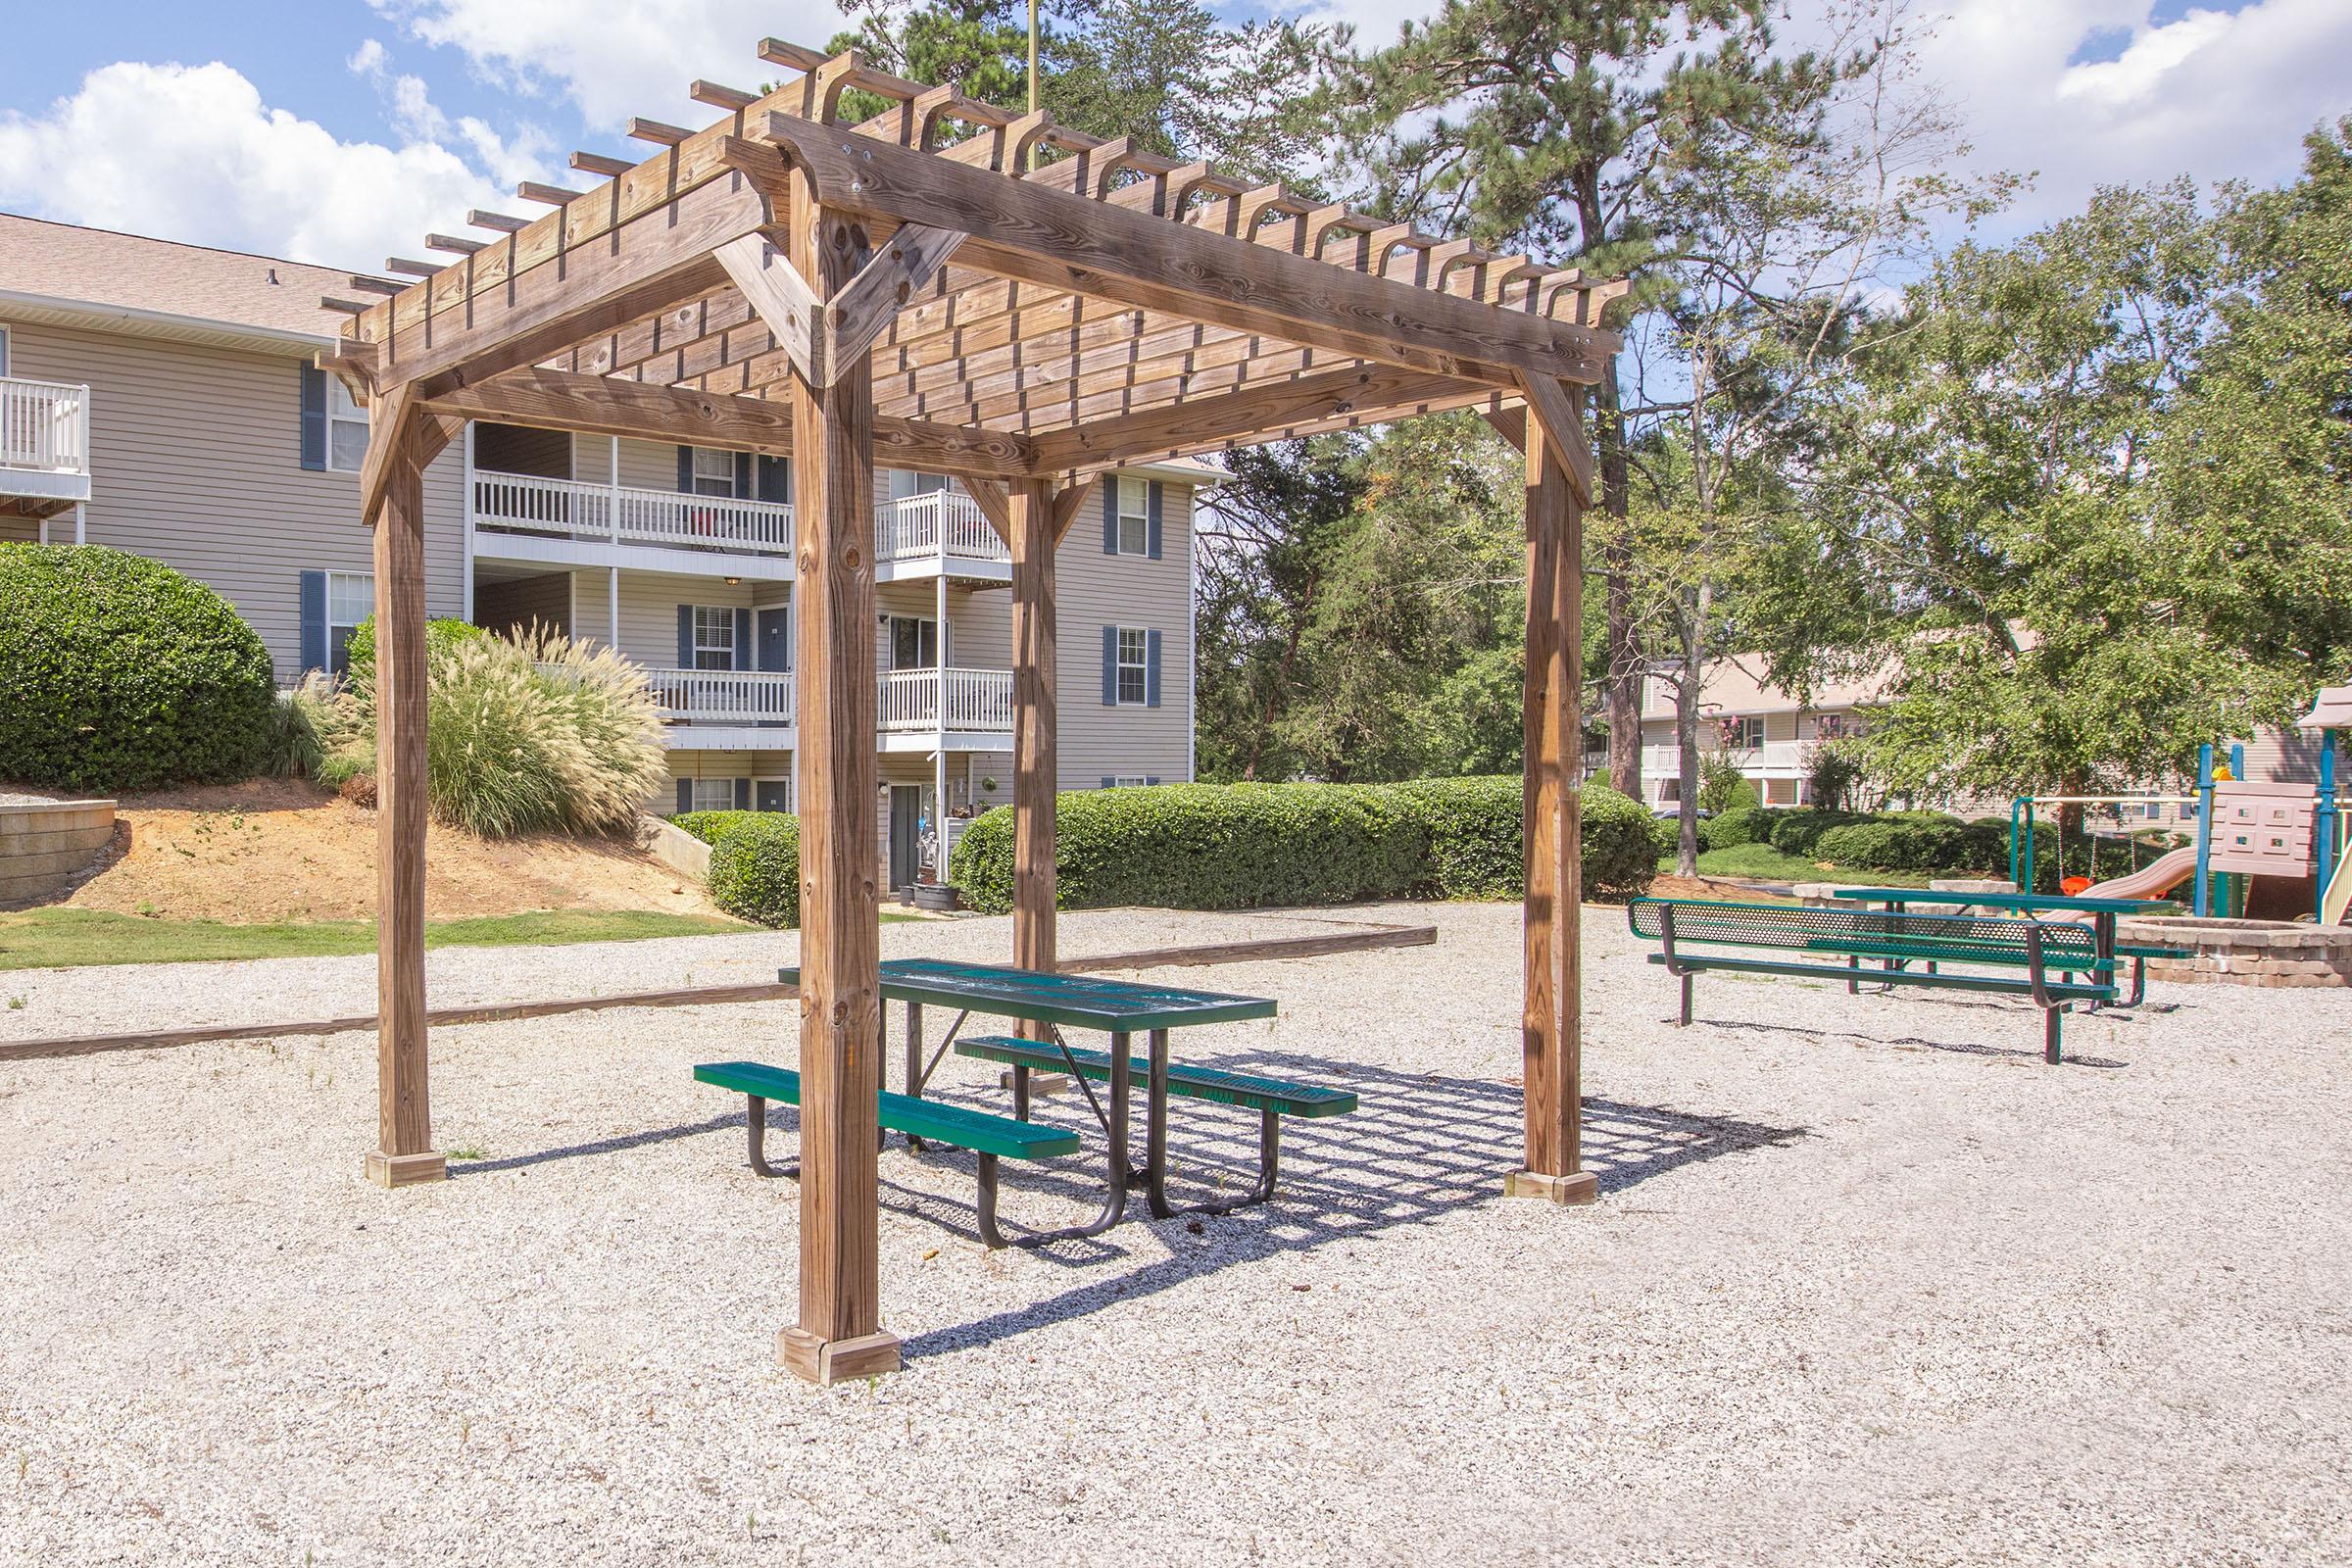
3,902,2349,1567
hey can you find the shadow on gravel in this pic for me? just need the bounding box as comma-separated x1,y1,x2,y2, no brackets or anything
1690,1014,2130,1070
886,1055,1806,1359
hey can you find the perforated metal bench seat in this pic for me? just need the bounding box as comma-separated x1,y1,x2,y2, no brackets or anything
952,1036,1358,1117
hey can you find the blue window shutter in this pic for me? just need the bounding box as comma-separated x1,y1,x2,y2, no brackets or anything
1146,775,1159,786
1147,482,1163,560
734,777,752,809
1146,629,1162,708
1102,480,1117,554
734,608,753,669
675,779,692,815
299,570,326,672
757,456,790,504
677,605,694,667
1101,776,1115,789
676,446,694,491
733,452,753,498
1101,625,1117,706
299,366,326,471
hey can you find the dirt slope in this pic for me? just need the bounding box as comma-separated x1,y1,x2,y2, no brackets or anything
59,779,713,923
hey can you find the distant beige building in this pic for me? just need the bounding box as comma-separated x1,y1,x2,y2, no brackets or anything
0,212,1208,888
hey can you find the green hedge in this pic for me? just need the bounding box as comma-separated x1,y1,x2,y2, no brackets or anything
1699,805,1775,851
672,809,762,848
950,778,1663,916
1813,812,2008,875
341,614,485,687
706,813,801,927
0,544,275,791
1764,808,1872,857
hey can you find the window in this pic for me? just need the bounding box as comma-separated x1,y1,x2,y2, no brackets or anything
888,468,951,500
689,777,737,812
325,376,368,472
690,447,736,497
1112,775,1148,788
1719,715,1765,750
1115,626,1148,706
1115,476,1149,556
889,615,939,670
691,605,736,670
0,326,10,375
326,571,372,675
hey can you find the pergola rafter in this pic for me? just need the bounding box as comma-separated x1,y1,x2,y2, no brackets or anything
337,39,1615,1385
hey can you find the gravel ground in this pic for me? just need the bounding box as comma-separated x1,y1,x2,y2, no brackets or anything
3,902,2349,1567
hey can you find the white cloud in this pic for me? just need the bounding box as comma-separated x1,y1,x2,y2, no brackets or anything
368,0,853,131
0,59,555,270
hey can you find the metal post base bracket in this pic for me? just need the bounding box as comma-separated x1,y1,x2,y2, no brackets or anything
777,1326,903,1385
1504,1169,1598,1205
365,1149,447,1188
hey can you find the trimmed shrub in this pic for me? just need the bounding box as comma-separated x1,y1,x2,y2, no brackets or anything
342,614,486,687
0,544,274,790
708,812,801,927
1765,808,1871,857
949,777,1663,915
672,809,763,848
1699,805,1775,851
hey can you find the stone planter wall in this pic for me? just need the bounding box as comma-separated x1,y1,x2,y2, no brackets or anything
2118,915,2352,989
0,799,117,907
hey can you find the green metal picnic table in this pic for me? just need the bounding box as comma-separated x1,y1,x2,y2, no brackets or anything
1825,886,2175,1004
778,957,1279,1243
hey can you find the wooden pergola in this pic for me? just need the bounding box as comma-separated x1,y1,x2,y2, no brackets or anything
331,40,1620,1385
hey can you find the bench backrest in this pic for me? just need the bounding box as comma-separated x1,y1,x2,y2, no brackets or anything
1625,897,2101,968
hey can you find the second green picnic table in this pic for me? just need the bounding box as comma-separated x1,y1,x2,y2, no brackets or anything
1824,886,2177,1004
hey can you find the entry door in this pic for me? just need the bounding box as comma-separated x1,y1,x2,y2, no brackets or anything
889,785,923,889
756,606,790,672
756,779,790,813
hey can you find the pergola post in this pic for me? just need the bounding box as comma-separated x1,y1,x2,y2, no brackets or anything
1009,478,1057,1013
1507,411,1596,1204
365,407,444,1189
775,191,898,1386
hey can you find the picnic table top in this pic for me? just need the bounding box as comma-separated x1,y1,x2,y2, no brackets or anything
776,956,1279,1032
1824,887,2174,914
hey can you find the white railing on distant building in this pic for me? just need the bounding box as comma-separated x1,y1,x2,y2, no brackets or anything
874,489,1010,569
0,376,89,475
473,471,793,555
646,667,798,725
877,667,1015,733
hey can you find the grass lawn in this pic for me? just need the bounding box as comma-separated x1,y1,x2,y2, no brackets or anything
1660,842,1941,888
0,907,770,973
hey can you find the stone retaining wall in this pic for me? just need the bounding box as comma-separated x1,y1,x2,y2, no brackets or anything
2119,916,2352,989
0,799,118,907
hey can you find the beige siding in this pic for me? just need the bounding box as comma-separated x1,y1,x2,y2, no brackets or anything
0,318,463,678
1052,477,1194,787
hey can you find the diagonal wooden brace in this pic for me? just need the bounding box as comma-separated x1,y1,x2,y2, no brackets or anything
716,222,966,391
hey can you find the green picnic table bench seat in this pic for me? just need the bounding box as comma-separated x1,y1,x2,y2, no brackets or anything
694,1059,1079,1181
952,1035,1356,1216
1625,897,2116,1062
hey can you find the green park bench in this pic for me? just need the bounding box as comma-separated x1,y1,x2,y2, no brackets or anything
1625,897,2117,1063
694,1060,1079,1246
953,1035,1357,1215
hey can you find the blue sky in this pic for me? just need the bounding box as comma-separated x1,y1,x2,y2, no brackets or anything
2,0,2346,271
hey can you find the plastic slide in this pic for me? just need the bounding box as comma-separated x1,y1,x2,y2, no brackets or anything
2326,860,2352,926
2080,845,2202,902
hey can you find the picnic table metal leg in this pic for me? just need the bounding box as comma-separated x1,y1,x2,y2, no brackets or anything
902,1000,926,1151
1146,1028,1283,1220
977,1029,1131,1250
744,1094,800,1180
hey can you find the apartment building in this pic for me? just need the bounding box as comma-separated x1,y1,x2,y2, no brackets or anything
0,214,1204,887
1616,656,1883,809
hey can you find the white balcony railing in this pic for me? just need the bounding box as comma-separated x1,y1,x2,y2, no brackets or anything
877,667,1015,733
1639,740,1810,777
473,472,794,556
648,667,797,726
875,489,1010,569
0,376,90,476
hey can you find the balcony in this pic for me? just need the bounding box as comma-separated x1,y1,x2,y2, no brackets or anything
874,489,1011,583
633,665,1013,752
1637,740,1809,779
471,471,795,578
877,666,1015,748
0,376,92,514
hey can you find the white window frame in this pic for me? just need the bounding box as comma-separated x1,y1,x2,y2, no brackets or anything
1114,625,1148,707
0,325,10,376
691,605,736,671
887,613,941,671
1115,476,1149,556
324,375,369,472
1112,775,1148,788
326,570,373,675
690,447,736,498
688,777,738,813
1724,715,1765,750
